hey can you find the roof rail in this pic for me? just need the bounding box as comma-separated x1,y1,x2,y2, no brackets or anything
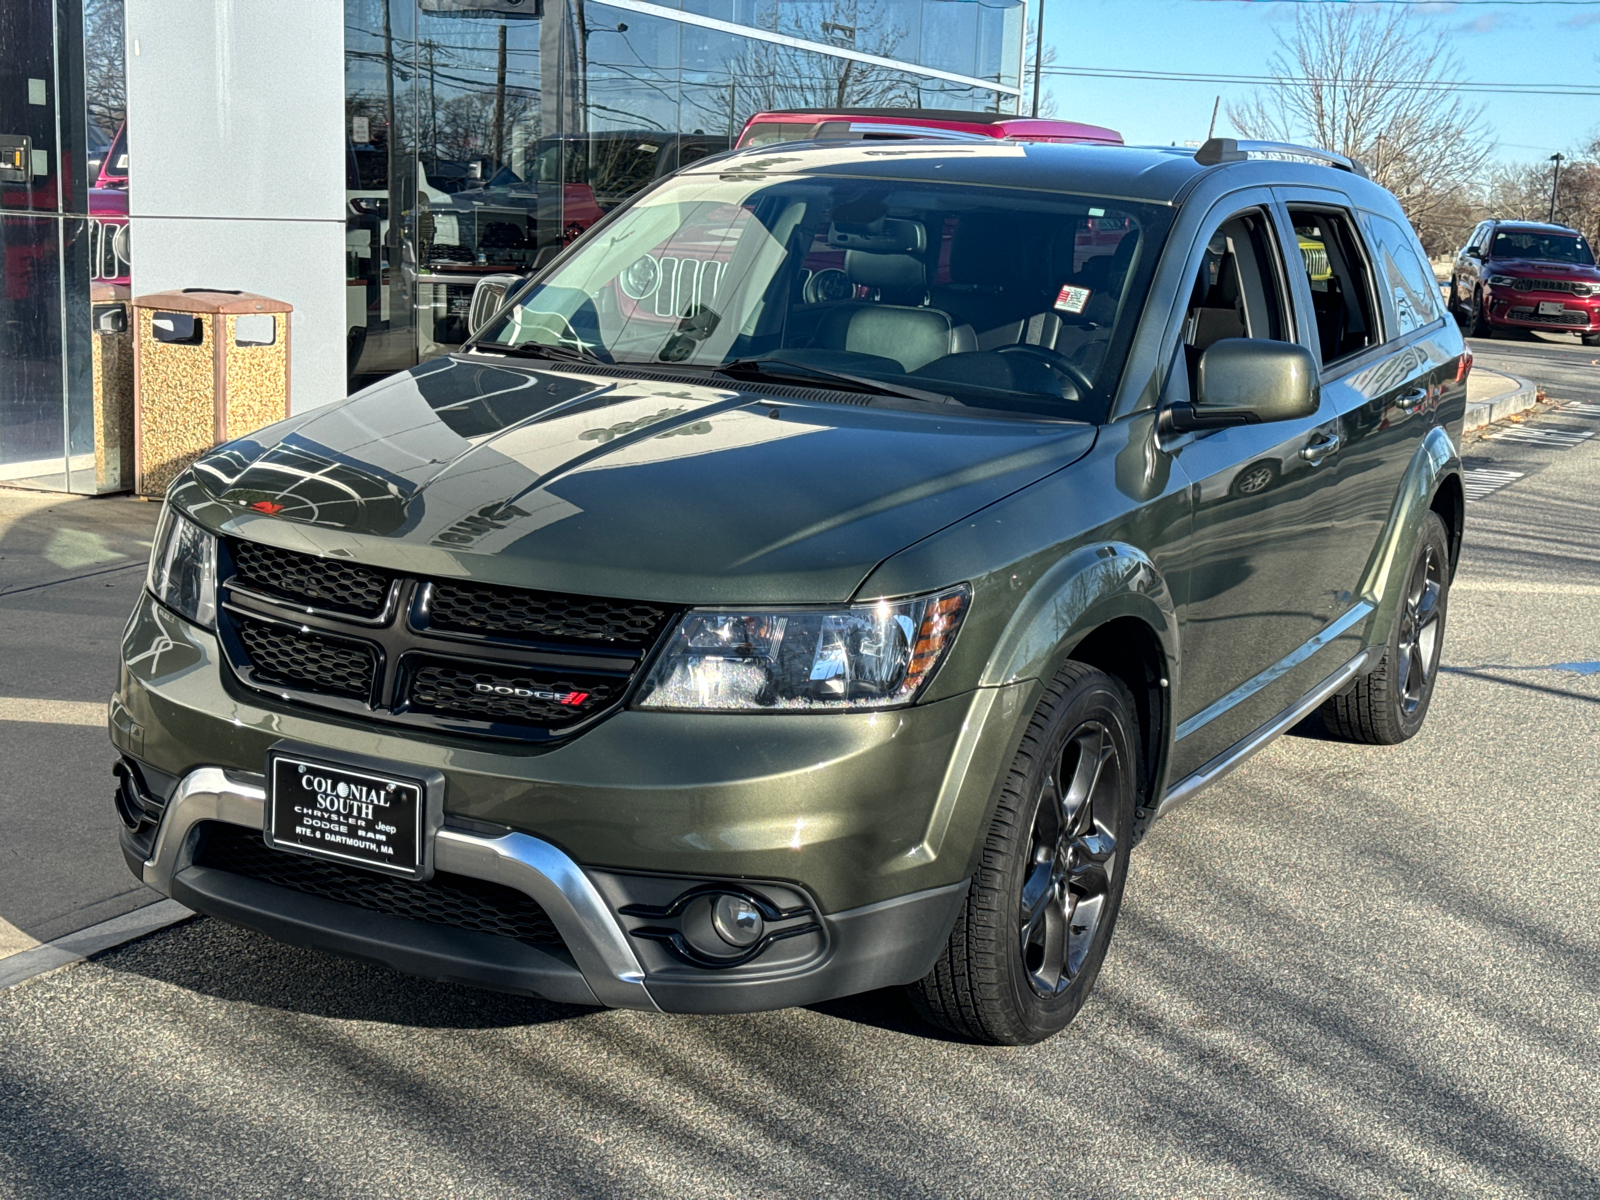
1194,138,1370,180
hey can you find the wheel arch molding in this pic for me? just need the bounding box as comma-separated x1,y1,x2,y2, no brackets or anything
1356,424,1463,652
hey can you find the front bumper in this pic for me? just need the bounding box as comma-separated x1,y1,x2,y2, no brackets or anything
1487,293,1600,332
112,592,1032,1011
124,766,968,1012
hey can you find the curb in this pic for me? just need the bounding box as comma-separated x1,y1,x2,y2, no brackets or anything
1464,370,1539,432
0,899,193,992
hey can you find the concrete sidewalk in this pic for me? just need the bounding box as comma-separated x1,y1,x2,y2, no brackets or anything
0,488,166,962
1465,366,1540,431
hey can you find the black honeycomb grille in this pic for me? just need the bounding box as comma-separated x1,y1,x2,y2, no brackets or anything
231,540,392,617
407,661,617,728
237,618,376,700
428,580,668,646
196,823,564,947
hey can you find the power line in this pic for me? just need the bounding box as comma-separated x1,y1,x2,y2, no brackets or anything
1193,0,1600,6
1041,65,1600,96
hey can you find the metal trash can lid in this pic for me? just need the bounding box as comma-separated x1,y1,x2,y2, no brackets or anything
132,289,292,314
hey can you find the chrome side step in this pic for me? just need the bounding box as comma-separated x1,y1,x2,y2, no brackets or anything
1156,650,1372,821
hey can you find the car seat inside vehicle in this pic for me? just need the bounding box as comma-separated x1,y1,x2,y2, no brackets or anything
1181,213,1287,387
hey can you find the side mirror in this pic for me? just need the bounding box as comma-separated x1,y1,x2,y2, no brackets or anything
1166,338,1319,432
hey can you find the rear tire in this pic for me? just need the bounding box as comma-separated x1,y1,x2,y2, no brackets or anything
908,662,1137,1045
1317,511,1450,745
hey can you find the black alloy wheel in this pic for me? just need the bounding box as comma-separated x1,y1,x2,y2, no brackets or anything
910,662,1138,1045
1394,533,1446,721
1468,288,1493,338
1018,722,1122,997
1317,510,1451,745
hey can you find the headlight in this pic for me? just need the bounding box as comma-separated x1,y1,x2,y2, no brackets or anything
146,505,218,629
1487,274,1515,287
634,586,969,712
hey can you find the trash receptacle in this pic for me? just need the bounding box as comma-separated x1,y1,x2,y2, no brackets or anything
90,282,134,492
132,289,291,497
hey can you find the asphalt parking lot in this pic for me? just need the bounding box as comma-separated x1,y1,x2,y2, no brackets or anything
1,336,1598,1199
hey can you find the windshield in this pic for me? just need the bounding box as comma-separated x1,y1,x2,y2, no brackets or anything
475,173,1171,422
1491,229,1595,265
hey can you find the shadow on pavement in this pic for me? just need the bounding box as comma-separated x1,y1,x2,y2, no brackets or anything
101,917,594,1030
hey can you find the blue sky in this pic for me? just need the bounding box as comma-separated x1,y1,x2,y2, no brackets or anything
1036,1,1600,167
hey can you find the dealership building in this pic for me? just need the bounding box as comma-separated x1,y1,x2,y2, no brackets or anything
2,0,1026,493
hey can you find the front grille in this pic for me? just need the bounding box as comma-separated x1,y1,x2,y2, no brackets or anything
1507,306,1588,326
231,540,392,617
428,580,668,646
407,660,617,728
219,536,676,741
236,617,377,700
196,823,564,947
1511,277,1592,296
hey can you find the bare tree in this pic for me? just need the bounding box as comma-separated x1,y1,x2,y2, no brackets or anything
1023,20,1059,119
83,0,126,135
1227,7,1492,246
1486,144,1600,248
727,0,920,116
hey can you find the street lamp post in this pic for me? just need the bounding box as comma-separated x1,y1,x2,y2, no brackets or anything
1549,153,1565,224
1031,0,1046,119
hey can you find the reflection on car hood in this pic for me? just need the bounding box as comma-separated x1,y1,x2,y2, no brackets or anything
179,355,1097,604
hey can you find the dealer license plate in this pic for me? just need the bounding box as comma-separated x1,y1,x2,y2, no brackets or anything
1539,301,1566,316
267,754,424,876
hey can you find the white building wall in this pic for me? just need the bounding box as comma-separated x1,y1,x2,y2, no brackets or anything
125,0,346,414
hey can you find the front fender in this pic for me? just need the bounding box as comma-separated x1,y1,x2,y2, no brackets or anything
1359,424,1460,653
980,541,1179,690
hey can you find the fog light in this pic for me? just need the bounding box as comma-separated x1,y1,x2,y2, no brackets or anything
711,894,764,947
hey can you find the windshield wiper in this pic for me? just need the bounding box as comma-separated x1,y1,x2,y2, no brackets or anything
712,357,958,407
475,341,613,365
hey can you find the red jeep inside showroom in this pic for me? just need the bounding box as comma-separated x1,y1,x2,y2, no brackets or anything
1452,219,1600,344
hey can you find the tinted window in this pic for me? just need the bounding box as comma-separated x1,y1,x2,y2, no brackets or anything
1490,229,1596,265
1288,207,1381,364
1364,212,1443,335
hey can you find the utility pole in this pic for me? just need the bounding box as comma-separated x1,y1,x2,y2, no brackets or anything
492,23,508,172
1549,153,1565,224
1030,0,1046,119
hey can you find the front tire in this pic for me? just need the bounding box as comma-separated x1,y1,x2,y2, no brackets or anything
909,662,1137,1045
1582,331,1600,347
1468,289,1493,338
1317,511,1450,745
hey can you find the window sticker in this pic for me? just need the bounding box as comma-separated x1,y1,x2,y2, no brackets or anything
1054,284,1092,314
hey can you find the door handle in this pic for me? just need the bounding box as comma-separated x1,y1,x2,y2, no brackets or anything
1398,387,1429,413
1299,431,1343,463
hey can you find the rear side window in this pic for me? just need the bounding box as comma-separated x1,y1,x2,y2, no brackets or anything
1288,207,1381,365
1363,213,1444,335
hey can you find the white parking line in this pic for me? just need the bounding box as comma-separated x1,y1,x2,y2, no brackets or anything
0,900,192,991
1462,468,1525,501
1484,427,1594,447
0,698,106,726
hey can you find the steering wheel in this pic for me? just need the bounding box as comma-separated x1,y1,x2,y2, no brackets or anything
994,343,1095,399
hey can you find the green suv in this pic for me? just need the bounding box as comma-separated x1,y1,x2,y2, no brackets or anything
112,137,1465,1045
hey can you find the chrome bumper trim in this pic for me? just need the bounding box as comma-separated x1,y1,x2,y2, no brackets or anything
143,766,658,1011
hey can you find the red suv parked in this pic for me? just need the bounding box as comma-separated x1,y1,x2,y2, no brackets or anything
1452,219,1600,345
736,107,1123,150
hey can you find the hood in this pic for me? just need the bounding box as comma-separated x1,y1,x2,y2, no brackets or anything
178,355,1096,605
1488,257,1600,282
